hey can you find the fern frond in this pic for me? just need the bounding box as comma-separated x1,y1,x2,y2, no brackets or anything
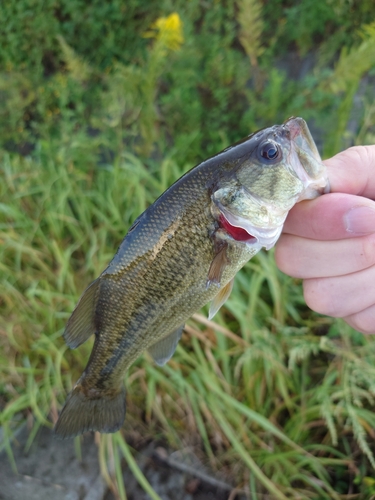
329,23,375,94
237,0,264,67
347,404,375,469
96,63,142,129
288,339,320,370
320,396,338,446
56,36,91,82
322,21,375,155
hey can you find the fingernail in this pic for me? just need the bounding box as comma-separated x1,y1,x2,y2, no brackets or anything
345,206,375,234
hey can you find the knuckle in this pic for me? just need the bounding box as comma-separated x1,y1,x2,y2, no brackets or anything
357,236,375,270
308,217,323,240
303,279,342,317
345,310,375,335
346,146,375,194
346,145,373,166
274,240,288,272
274,236,296,275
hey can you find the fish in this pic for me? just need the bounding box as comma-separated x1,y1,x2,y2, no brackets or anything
54,117,329,438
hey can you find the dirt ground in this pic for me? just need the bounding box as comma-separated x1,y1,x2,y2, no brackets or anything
0,426,245,500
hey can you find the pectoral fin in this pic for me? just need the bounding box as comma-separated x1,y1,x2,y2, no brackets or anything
148,326,184,366
207,242,229,287
208,278,234,320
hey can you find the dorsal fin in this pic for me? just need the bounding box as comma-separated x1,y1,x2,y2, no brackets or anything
148,326,184,366
64,279,100,349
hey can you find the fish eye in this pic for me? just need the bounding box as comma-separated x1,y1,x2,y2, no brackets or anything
258,141,281,163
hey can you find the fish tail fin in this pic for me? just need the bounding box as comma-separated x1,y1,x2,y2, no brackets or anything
54,383,126,439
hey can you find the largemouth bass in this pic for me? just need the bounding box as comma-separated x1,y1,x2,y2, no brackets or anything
55,117,328,438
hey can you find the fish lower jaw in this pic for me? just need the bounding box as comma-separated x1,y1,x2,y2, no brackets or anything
247,224,283,250
219,210,284,251
298,176,330,200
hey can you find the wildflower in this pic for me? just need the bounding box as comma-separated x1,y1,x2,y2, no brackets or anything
143,12,184,52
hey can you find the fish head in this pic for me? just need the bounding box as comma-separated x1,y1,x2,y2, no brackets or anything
212,117,329,250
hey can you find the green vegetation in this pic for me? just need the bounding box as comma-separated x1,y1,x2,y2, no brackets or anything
1,1,375,498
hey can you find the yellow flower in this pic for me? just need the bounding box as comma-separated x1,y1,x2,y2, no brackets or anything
144,12,184,51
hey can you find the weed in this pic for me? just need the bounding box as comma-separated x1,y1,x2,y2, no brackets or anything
1,3,375,499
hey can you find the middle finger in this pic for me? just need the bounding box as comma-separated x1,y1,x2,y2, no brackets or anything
275,233,375,279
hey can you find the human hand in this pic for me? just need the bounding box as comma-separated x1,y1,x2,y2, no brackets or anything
275,146,375,334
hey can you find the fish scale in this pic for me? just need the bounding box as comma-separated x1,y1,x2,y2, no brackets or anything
54,117,328,438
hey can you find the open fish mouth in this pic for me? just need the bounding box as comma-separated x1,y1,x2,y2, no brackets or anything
218,207,284,250
214,117,329,252
284,117,330,198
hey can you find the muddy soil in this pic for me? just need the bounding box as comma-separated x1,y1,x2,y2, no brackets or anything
0,426,246,500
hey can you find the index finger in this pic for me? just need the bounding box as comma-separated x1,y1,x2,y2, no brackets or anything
282,145,375,240
325,145,375,197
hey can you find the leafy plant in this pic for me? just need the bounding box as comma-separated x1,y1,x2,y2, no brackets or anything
1,2,375,499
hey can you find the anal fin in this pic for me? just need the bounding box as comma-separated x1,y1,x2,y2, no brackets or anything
148,326,184,366
208,278,234,320
64,278,100,349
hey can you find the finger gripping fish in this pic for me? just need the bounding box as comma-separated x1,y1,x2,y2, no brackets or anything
54,117,328,438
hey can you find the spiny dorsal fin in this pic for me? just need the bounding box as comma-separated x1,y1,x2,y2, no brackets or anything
64,279,100,349
148,326,184,366
208,278,234,320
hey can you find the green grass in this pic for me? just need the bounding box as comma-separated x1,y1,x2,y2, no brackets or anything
2,2,375,499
